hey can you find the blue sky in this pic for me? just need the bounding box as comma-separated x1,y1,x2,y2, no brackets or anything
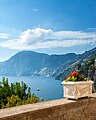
0,0,96,61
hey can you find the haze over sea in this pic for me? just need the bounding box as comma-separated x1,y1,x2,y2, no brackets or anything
0,76,63,101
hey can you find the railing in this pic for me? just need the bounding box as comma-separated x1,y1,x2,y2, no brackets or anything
0,93,96,120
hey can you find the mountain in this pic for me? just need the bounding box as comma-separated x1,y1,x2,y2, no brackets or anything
55,47,96,81
0,51,78,76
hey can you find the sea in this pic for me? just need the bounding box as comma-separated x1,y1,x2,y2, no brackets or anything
0,76,63,101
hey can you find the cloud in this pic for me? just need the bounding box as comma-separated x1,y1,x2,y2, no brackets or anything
0,33,11,39
0,28,96,50
20,28,52,44
30,8,39,12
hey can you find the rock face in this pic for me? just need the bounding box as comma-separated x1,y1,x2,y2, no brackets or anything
0,51,78,76
0,47,95,78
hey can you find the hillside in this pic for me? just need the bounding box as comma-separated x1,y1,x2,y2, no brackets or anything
55,47,96,81
0,51,78,76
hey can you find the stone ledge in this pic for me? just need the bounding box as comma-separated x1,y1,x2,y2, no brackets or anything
0,93,96,120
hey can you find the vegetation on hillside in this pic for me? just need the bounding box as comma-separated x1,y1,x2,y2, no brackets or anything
77,55,96,79
55,47,96,79
56,54,96,91
0,77,39,109
77,55,96,91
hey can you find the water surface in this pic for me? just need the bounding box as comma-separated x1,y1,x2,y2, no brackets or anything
0,76,63,101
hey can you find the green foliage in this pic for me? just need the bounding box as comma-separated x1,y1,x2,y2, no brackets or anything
65,71,88,82
64,55,96,91
0,78,39,109
5,94,22,108
77,56,96,92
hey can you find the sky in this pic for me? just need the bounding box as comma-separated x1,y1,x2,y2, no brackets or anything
0,0,96,61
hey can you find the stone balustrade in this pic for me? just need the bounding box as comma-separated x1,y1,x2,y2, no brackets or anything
0,93,96,120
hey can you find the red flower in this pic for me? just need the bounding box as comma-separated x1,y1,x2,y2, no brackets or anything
66,75,70,79
71,71,79,77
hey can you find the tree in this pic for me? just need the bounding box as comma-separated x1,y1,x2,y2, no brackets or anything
0,77,39,109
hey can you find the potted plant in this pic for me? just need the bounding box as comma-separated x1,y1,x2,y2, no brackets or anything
62,71,93,100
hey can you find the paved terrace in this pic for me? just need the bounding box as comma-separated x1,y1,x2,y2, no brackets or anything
0,93,96,120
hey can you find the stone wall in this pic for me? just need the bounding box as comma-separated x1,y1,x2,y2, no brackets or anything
0,93,96,120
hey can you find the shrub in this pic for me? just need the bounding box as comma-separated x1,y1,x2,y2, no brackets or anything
0,77,39,109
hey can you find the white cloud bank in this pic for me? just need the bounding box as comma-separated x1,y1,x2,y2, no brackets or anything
0,28,96,50
0,33,11,39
